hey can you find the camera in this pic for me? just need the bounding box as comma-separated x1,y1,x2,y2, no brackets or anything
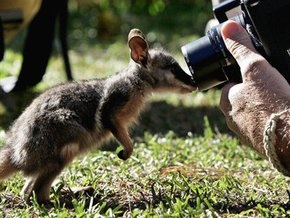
181,0,290,91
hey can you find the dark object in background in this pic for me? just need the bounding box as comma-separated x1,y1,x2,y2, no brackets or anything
0,0,72,109
12,0,72,92
0,7,23,110
182,0,290,91
0,17,4,61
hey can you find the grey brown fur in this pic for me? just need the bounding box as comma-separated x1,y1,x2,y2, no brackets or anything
0,29,196,203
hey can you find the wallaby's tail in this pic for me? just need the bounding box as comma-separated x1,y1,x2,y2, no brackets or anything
0,145,17,180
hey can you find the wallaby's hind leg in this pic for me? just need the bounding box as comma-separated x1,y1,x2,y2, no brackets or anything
21,176,37,199
23,162,65,203
0,146,18,180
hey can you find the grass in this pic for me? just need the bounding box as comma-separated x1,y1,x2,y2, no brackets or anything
1,111,290,217
1,1,290,217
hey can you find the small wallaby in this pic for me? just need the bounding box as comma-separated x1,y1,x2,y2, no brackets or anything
0,29,196,203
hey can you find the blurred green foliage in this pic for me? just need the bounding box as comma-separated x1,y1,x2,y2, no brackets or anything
5,0,213,53
67,0,213,46
6,0,213,59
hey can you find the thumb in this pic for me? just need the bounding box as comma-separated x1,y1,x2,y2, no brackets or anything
221,20,265,82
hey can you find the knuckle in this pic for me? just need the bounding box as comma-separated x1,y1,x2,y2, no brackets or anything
226,36,250,58
241,57,267,81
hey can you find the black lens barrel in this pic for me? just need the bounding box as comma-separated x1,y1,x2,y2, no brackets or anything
182,24,232,91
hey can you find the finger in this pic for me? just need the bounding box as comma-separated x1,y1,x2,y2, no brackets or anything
221,20,266,82
219,82,236,115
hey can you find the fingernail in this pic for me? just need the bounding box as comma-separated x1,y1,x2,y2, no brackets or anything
221,21,244,40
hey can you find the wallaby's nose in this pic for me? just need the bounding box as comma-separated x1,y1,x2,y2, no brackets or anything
173,65,197,91
182,74,197,92
185,72,197,89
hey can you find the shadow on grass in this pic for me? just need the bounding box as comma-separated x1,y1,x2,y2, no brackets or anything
53,170,290,216
2,184,290,216
1,95,231,137
133,100,232,138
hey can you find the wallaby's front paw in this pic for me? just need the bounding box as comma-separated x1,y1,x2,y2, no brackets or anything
118,150,131,160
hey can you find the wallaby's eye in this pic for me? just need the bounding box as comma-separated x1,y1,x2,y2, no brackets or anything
169,62,179,73
161,63,174,71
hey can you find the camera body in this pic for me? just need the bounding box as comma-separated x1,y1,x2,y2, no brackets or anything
182,0,290,91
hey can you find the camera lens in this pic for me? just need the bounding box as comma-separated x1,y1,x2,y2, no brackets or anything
182,24,235,91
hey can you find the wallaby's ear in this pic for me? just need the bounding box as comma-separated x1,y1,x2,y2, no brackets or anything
128,28,149,67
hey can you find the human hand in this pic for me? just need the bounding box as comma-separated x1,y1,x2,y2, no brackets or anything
219,20,290,162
